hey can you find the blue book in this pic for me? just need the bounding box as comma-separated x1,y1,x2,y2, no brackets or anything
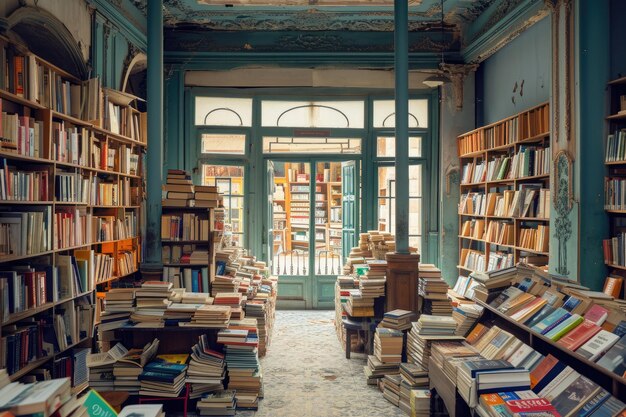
144,360,187,375
613,320,626,337
497,392,521,401
462,359,513,378
191,269,199,292
562,295,582,312
578,389,610,417
587,396,626,417
540,312,572,335
517,277,534,292
531,307,568,334
533,361,567,394
524,305,557,328
139,370,181,383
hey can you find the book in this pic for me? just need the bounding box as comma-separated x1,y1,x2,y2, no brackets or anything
595,333,626,376
576,330,620,361
118,404,164,417
550,375,600,416
557,319,602,351
585,305,610,326
82,389,117,417
603,276,623,298
543,314,584,341
0,378,71,417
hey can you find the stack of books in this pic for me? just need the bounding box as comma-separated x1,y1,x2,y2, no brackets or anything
100,287,135,331
452,304,483,336
211,275,240,295
374,327,404,364
430,341,481,383
114,338,160,394
409,389,431,417
163,302,203,326
187,335,226,399
219,329,262,410
380,309,415,331
412,314,457,336
398,363,429,413
418,264,452,315
0,377,76,417
467,267,518,303
214,292,243,308
131,281,174,327
183,304,232,328
196,390,236,416
364,354,400,385
381,373,402,406
194,184,220,208
87,343,130,391
345,289,374,317
244,300,268,356
359,259,386,298
139,358,188,397
406,319,464,371
162,169,194,207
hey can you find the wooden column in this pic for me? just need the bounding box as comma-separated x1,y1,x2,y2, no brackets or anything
385,252,420,313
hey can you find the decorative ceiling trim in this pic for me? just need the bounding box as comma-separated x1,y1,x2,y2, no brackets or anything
86,0,147,50
461,0,548,63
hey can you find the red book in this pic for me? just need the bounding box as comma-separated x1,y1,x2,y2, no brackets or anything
584,304,609,326
14,55,24,97
505,398,561,414
557,319,601,351
530,354,559,389
603,275,623,298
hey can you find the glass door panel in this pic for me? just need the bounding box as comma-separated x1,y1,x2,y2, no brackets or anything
202,164,245,246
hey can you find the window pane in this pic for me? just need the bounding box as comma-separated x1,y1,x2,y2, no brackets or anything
409,165,422,197
202,164,245,241
373,99,428,128
409,236,421,254
195,97,253,126
378,166,396,198
263,137,361,154
409,198,422,235
261,100,364,128
201,133,246,155
376,136,422,158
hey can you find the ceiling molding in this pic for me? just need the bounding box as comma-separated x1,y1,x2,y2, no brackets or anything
461,0,548,63
86,0,147,50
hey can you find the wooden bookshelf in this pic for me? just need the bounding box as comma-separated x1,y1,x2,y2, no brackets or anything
602,76,626,293
476,299,626,398
457,103,551,275
0,35,146,384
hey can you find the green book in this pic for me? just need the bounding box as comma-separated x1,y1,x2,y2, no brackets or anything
545,314,584,341
83,390,118,417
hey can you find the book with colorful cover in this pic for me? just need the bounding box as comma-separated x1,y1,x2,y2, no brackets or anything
557,319,602,351
144,360,188,375
614,320,626,338
463,359,514,378
550,375,600,417
83,389,118,417
585,305,609,326
603,275,623,298
576,330,621,361
510,297,548,322
524,305,558,328
155,354,189,364
561,295,583,312
505,398,559,414
530,355,566,392
577,389,611,417
539,312,573,335
530,308,568,334
544,314,584,341
586,396,626,417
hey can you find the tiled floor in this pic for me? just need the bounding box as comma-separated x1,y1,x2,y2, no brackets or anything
234,310,407,417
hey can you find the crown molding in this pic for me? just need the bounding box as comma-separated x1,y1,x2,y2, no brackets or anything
86,0,147,51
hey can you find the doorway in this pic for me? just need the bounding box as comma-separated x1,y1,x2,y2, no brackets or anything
266,158,359,308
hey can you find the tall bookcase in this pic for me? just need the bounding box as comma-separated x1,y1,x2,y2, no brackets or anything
0,36,146,386
457,103,551,276
602,77,626,299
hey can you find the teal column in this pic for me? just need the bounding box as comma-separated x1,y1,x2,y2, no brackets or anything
577,0,609,288
144,0,163,268
394,0,409,254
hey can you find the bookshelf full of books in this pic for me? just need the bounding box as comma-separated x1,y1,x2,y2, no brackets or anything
0,35,147,386
161,169,224,293
602,77,626,298
458,103,551,277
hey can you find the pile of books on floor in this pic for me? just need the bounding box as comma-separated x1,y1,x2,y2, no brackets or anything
380,309,416,331
409,389,431,417
131,281,174,327
374,327,404,364
418,264,452,315
398,363,429,414
187,334,226,399
364,354,401,385
359,259,387,297
452,303,484,336
381,373,402,406
218,328,262,410
87,343,130,391
406,315,464,372
162,169,194,207
197,390,236,416
114,338,160,394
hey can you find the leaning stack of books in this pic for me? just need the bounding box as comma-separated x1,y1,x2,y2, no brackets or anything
398,363,429,414
381,373,402,406
187,334,226,399
364,354,400,385
467,266,518,303
452,303,483,336
418,264,452,315
99,287,136,331
410,389,431,417
406,317,464,372
412,314,457,336
214,292,243,308
162,169,194,207
211,275,240,296
359,259,386,298
183,304,232,328
218,329,262,410
197,390,237,416
87,343,130,391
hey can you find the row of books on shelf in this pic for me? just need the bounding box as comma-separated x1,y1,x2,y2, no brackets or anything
0,108,44,157
460,249,516,273
460,187,550,219
162,266,211,293
91,140,141,175
0,297,94,375
605,128,626,163
161,213,212,241
0,160,49,201
602,232,626,267
518,225,549,253
458,105,549,156
161,245,211,265
162,170,221,208
461,148,550,184
605,177,626,210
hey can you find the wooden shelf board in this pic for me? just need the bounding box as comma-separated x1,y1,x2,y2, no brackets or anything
458,235,486,243
2,302,55,326
515,174,550,181
92,205,141,209
162,263,209,267
460,182,486,187
487,179,515,185
485,215,513,219
9,356,53,381
0,150,51,164
0,89,46,110
516,247,549,256
606,209,626,214
605,160,626,166
516,217,549,222
605,263,626,271
517,132,550,143
0,200,53,205
486,143,515,152
459,150,486,158
606,113,626,120
55,201,89,206
608,76,626,85
96,270,140,285
51,110,93,127
161,240,209,244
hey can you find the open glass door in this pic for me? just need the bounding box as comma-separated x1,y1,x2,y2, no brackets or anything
342,161,358,261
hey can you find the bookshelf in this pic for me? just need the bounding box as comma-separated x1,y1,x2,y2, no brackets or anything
0,36,147,384
457,103,551,276
161,206,218,292
602,77,626,298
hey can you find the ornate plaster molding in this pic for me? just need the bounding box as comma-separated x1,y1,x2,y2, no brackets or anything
440,63,479,110
553,150,573,276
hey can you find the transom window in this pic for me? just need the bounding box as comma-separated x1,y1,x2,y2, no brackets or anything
372,99,429,128
195,97,253,126
261,100,365,128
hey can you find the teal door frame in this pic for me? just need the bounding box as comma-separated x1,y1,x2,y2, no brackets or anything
264,155,361,309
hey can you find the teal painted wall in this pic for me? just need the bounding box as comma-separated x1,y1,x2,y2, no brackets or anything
476,16,551,125
577,0,610,289
610,0,626,80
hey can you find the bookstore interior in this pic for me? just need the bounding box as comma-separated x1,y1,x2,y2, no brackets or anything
0,0,626,417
